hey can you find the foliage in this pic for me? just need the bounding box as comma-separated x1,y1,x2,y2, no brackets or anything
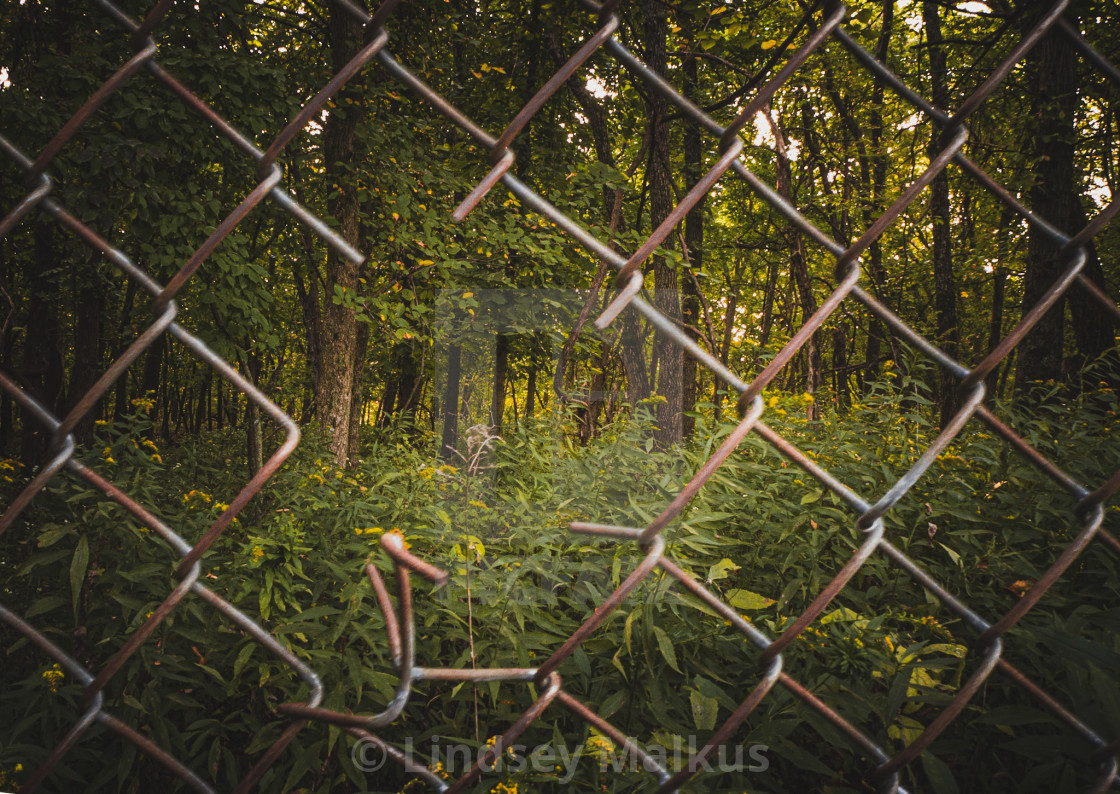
2,377,1119,792
2,0,1120,791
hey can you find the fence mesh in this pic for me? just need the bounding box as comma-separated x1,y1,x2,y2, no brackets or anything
1,0,1119,791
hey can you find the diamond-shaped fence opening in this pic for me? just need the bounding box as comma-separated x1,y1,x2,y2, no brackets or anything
1,0,1119,792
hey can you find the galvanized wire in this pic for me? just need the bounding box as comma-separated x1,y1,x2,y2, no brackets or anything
1,0,1119,792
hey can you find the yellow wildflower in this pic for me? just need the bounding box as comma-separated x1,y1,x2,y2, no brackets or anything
42,663,65,693
183,490,212,505
131,395,156,411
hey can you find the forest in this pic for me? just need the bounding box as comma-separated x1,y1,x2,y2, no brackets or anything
1,0,1119,791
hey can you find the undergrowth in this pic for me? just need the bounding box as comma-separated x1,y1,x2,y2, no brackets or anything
1,373,1119,793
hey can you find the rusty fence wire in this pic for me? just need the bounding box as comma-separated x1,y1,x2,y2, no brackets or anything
1,0,1119,791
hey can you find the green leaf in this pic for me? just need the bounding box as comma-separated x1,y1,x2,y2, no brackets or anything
70,534,89,618
689,689,719,731
37,525,75,548
727,589,776,611
625,608,639,656
920,750,960,794
938,542,963,568
26,595,68,618
611,649,627,680
653,625,681,673
15,547,71,576
706,557,740,583
232,643,257,682
600,689,627,720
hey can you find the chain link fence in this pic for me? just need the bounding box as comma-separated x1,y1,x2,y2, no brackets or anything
1,0,1119,791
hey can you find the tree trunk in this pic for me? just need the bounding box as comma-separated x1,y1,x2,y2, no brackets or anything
21,219,65,464
1067,201,1116,381
139,333,164,416
525,364,537,418
862,0,897,387
644,0,682,446
768,107,820,418
834,322,851,413
680,32,704,437
490,333,509,436
314,0,367,465
245,351,263,477
66,269,102,446
1015,15,1078,396
987,266,1007,394
346,319,370,465
923,0,959,428
441,342,462,459
291,225,322,421
112,278,138,423
195,368,211,434
619,310,649,410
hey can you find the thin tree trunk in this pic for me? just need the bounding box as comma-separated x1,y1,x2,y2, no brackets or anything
644,0,682,446
491,333,509,436
245,351,262,477
139,333,165,415
525,365,537,418
347,320,370,465
768,107,820,419
195,368,211,434
441,343,462,459
924,0,959,428
834,321,851,413
680,31,704,437
314,0,366,465
66,270,102,445
21,219,65,463
987,266,1007,394
1015,14,1077,396
1067,200,1116,381
863,0,897,386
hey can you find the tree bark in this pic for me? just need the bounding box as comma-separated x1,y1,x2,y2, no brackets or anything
21,219,65,463
490,333,509,436
525,364,537,418
441,342,462,459
66,268,103,446
644,0,682,446
1067,201,1116,380
768,107,820,419
681,29,704,437
987,266,1007,394
346,319,370,464
923,0,960,428
1015,15,1077,396
245,351,263,477
314,0,367,465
